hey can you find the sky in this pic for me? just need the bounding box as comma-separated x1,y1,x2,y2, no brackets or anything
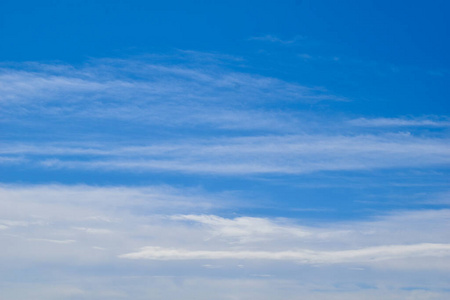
1,0,450,299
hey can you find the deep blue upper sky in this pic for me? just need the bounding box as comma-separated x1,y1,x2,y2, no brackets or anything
1,0,449,67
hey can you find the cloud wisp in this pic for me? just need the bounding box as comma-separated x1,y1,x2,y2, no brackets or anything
2,133,450,175
119,243,450,264
0,57,341,123
349,117,450,128
248,34,305,45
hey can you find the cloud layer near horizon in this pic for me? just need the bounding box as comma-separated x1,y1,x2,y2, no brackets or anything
1,184,450,266
1,184,450,299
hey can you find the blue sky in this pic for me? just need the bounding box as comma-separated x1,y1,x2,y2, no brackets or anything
1,1,450,299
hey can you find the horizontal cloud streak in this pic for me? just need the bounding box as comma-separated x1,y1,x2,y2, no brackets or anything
119,243,450,263
249,34,304,44
171,214,311,243
2,133,449,174
349,117,450,127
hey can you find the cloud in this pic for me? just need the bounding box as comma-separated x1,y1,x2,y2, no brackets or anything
27,238,76,244
0,184,224,221
73,227,113,234
2,276,448,300
0,184,235,265
3,55,448,179
1,51,450,299
249,35,305,45
349,117,450,127
171,214,311,242
1,183,450,300
0,57,341,123
119,243,450,264
1,185,449,264
2,133,449,175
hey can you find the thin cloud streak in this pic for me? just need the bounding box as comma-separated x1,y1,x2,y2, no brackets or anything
3,133,449,175
119,243,450,264
249,34,305,45
349,117,450,127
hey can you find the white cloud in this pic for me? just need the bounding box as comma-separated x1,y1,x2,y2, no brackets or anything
1,184,450,299
171,214,311,242
0,57,340,119
2,56,449,180
1,185,449,266
3,133,449,175
119,243,450,264
1,47,449,300
73,227,113,234
0,184,220,221
27,238,76,244
349,117,450,127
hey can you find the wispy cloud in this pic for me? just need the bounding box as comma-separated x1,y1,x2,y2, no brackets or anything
119,243,450,264
2,133,449,175
249,35,305,45
349,117,450,127
27,238,76,244
4,55,448,181
0,55,354,152
0,56,341,122
4,53,450,180
171,214,311,243
0,184,224,220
